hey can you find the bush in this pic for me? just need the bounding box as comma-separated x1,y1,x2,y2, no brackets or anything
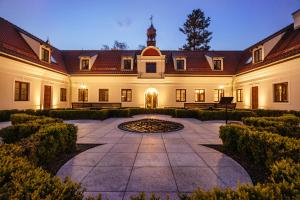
19,123,77,166
219,124,300,169
242,115,300,138
0,123,41,143
195,110,255,121
175,109,198,118
243,114,299,127
1,115,64,143
0,153,84,199
107,108,130,118
10,113,39,125
49,109,109,120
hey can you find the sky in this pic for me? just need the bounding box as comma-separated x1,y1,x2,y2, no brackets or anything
0,0,299,50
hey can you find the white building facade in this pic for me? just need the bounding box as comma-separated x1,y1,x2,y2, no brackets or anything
0,10,300,111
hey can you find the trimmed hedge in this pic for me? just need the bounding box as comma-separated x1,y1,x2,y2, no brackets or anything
49,109,109,120
0,109,52,122
0,149,84,199
242,115,300,138
18,123,77,167
220,124,300,169
0,114,64,143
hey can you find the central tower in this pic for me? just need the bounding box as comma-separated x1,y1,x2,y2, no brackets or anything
147,16,156,46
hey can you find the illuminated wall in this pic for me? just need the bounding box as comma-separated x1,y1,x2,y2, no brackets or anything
0,56,70,110
70,75,233,108
234,57,300,110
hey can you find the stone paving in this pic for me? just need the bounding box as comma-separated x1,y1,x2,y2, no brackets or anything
54,115,252,200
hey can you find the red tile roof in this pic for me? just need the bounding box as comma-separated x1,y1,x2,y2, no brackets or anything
1,17,300,76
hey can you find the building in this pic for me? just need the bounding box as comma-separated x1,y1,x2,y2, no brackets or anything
1,10,300,111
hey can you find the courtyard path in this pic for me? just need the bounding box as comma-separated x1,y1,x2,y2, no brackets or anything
55,115,252,200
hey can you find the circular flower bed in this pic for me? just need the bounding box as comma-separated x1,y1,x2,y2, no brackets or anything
118,118,184,133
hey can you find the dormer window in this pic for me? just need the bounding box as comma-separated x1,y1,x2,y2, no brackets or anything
212,58,223,71
80,58,90,70
253,47,263,63
40,46,50,63
122,57,133,70
175,57,186,71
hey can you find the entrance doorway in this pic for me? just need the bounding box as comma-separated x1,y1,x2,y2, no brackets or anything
44,85,52,109
252,86,258,109
145,88,158,109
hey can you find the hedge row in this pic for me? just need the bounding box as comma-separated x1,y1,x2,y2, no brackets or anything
47,108,255,121
242,114,300,138
0,151,85,199
131,159,300,200
0,114,98,200
0,114,63,143
219,124,300,169
1,108,300,122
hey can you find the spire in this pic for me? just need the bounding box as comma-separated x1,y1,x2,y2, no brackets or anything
147,15,156,46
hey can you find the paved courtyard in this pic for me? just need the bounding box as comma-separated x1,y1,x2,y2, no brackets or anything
56,115,252,199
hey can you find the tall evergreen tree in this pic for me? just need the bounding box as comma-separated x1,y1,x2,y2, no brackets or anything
180,9,212,51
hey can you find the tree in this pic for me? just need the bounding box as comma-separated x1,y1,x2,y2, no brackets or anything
101,45,110,50
179,9,212,51
138,44,146,50
112,40,128,50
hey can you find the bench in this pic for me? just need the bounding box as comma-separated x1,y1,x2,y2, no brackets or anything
184,103,236,110
72,102,122,109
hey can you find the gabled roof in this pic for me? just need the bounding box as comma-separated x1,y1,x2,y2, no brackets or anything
237,24,300,74
0,17,67,74
1,17,300,76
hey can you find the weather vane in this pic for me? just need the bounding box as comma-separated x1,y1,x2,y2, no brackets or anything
150,15,153,25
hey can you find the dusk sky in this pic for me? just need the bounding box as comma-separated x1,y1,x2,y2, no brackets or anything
0,0,299,50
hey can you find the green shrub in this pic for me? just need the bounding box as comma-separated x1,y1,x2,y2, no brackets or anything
108,109,130,118
0,123,41,143
0,153,84,199
10,113,40,125
49,109,109,120
242,115,300,138
254,109,289,117
195,110,255,121
175,109,198,118
269,159,300,184
19,123,77,166
0,109,20,122
220,124,300,169
243,114,299,127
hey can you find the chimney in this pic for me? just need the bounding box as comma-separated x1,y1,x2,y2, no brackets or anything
292,9,300,30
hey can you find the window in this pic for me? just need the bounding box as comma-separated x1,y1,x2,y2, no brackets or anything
176,89,186,102
274,82,288,102
195,89,205,102
176,59,185,70
146,62,157,73
78,89,88,102
253,48,263,63
81,59,90,70
41,47,50,63
213,59,223,70
15,81,29,101
99,89,109,102
121,89,132,102
60,88,67,102
214,89,224,102
236,89,243,102
123,59,132,70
